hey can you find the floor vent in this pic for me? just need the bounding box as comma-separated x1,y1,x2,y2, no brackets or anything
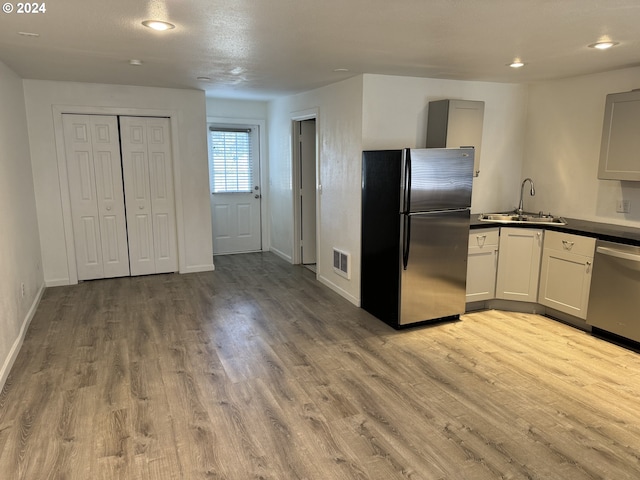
333,248,350,279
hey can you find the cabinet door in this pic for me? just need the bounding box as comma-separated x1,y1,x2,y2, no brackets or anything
120,117,178,276
466,246,498,301
426,99,484,176
538,249,593,319
599,90,640,181
446,100,485,176
63,114,130,281
466,229,499,302
496,228,543,302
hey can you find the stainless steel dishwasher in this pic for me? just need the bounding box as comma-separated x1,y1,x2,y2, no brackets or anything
587,240,640,343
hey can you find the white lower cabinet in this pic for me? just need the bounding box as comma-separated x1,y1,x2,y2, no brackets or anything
496,227,543,302
466,228,499,302
538,231,595,319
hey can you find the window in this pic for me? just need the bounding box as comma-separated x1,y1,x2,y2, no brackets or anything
208,127,254,193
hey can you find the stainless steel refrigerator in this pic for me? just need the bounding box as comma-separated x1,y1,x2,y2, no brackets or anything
361,148,474,328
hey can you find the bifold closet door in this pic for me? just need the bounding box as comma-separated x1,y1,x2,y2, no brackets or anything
63,114,130,280
120,116,178,276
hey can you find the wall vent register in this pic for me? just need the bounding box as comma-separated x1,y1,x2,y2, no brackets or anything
333,248,350,279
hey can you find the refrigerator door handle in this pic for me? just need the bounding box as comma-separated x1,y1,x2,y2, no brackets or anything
401,149,411,213
402,214,411,270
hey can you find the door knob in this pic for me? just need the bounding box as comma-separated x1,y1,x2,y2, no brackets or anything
139,205,144,209
255,194,261,199
106,206,112,211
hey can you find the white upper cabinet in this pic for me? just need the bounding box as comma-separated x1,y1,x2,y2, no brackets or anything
599,90,640,181
426,99,485,177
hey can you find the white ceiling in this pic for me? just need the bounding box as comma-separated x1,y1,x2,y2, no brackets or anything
1,0,640,100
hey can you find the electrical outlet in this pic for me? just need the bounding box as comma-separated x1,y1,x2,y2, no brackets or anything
21,282,25,298
616,199,630,213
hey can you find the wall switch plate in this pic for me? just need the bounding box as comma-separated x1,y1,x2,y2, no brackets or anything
616,199,630,213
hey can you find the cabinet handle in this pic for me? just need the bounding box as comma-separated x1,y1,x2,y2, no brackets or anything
586,260,592,273
476,234,486,247
562,240,574,250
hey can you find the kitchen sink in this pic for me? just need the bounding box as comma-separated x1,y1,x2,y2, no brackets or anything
478,212,567,225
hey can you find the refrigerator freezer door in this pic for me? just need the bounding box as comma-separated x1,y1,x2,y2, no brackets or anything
399,209,470,325
403,148,474,213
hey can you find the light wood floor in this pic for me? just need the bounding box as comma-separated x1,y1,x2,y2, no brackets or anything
1,252,640,479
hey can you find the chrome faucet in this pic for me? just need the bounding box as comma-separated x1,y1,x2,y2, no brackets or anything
517,178,535,216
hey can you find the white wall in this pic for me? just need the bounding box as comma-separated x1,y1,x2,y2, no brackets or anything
206,97,269,119
362,74,530,214
23,80,213,286
268,76,363,304
0,61,44,387
524,66,640,225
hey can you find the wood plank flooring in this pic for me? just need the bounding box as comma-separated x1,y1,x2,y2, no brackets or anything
1,252,640,479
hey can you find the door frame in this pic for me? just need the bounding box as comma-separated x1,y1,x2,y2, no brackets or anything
207,116,269,254
291,109,319,268
53,106,184,285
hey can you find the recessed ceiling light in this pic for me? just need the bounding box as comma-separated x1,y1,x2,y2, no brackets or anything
141,20,175,31
129,59,143,66
509,60,525,68
333,68,349,72
18,32,40,37
197,76,212,81
588,41,619,50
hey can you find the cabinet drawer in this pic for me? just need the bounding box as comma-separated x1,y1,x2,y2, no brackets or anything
469,228,499,248
543,230,595,257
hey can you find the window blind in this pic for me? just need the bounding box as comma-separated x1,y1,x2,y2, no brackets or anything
209,127,253,193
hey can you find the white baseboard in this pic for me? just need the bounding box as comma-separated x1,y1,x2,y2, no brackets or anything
318,274,360,306
45,277,72,287
270,247,293,263
0,283,46,391
180,263,215,274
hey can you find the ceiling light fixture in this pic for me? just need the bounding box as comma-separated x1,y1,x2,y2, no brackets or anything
196,76,212,81
333,68,349,72
509,60,525,68
588,41,619,50
18,31,40,37
129,59,143,66
141,20,175,31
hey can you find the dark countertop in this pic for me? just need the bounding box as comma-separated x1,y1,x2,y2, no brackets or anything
470,214,640,246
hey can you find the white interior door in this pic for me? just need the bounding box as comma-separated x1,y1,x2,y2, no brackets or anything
120,116,178,275
299,119,317,265
209,125,262,254
63,114,130,280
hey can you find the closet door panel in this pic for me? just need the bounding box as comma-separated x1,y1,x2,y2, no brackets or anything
63,114,129,280
146,118,178,273
91,118,130,278
121,116,177,275
120,118,156,276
